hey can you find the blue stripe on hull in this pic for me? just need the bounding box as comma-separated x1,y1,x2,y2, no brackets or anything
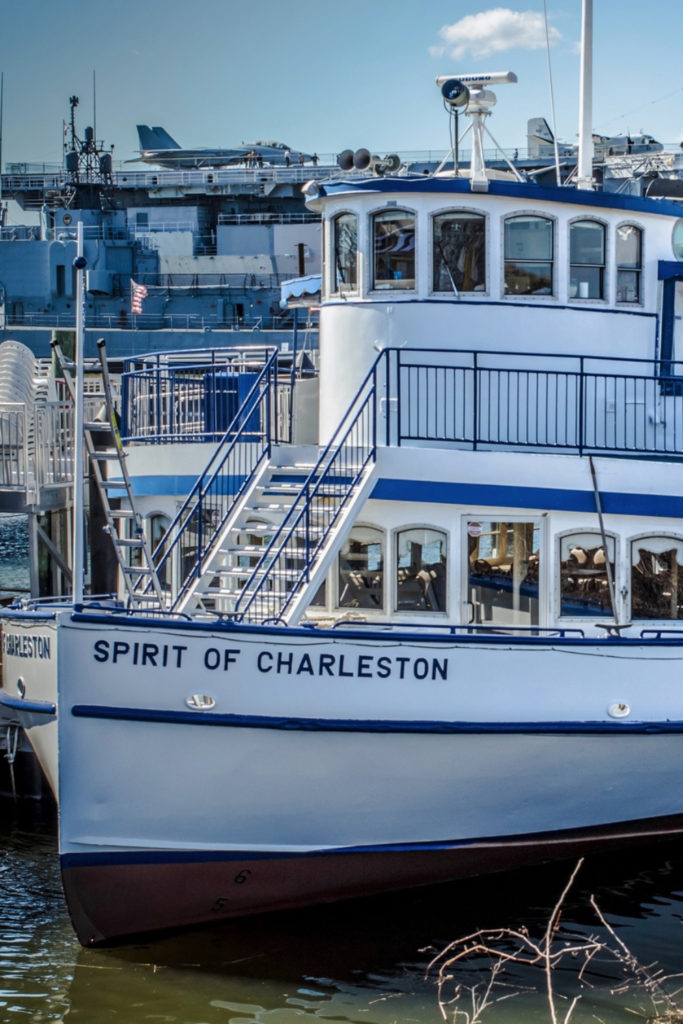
70,703,683,734
60,814,683,871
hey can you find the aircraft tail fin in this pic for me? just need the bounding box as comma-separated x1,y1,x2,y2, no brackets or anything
137,125,163,151
151,126,181,149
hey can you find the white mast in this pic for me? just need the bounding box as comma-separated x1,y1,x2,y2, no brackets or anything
576,0,594,190
72,222,86,603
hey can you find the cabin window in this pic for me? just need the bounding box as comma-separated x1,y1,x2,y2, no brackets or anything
396,528,447,612
373,210,415,290
150,514,170,586
433,212,486,293
332,213,358,293
467,521,541,625
631,537,683,619
616,225,642,304
338,526,384,610
570,220,606,300
559,532,615,617
503,215,554,296
673,220,683,261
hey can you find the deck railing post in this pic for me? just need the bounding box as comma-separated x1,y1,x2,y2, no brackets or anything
155,363,162,446
473,351,478,450
383,353,390,449
578,356,585,455
397,348,402,447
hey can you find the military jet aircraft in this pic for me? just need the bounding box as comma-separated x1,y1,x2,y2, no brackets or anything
133,126,315,169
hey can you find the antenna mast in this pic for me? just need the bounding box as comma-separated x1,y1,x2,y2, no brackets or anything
577,0,594,190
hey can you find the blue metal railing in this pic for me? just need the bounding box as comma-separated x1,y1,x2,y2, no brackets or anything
233,355,381,623
389,348,683,457
139,350,280,607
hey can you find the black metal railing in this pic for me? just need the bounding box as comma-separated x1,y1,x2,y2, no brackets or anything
390,349,683,456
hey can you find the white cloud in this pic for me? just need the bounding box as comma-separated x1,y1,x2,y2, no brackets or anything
432,8,561,61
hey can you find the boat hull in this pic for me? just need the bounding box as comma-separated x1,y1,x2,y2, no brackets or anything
52,612,683,943
61,814,683,945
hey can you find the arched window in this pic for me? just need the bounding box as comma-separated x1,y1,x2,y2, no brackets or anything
149,514,170,586
373,210,415,290
559,532,615,617
396,528,447,612
504,215,554,295
616,225,642,303
332,213,357,293
631,537,683,619
338,526,384,609
433,212,486,293
570,220,606,299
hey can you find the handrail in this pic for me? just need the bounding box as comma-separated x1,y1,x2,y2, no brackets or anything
392,347,683,456
233,353,383,622
142,350,280,606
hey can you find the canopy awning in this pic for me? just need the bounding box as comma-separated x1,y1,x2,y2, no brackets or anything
280,274,322,307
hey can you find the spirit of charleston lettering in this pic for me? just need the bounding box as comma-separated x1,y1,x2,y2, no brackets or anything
92,640,448,680
2,633,51,659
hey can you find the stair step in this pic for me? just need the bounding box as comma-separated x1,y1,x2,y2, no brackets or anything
90,451,119,460
115,538,143,548
122,566,153,575
85,422,111,431
109,510,135,518
105,481,128,489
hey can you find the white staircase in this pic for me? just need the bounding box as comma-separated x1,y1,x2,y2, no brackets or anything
177,450,378,622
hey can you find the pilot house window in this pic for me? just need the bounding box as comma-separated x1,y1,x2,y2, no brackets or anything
338,527,384,609
504,216,554,296
433,213,486,293
570,220,606,300
559,532,615,617
616,225,642,303
373,210,415,290
396,528,447,612
332,213,358,293
631,537,683,619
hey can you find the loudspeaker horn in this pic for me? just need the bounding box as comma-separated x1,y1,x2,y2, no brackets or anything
338,149,354,171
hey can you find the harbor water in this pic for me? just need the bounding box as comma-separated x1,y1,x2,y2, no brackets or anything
2,799,683,1023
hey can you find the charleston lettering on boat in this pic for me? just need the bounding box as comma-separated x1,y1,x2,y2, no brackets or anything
2,633,51,659
91,640,448,679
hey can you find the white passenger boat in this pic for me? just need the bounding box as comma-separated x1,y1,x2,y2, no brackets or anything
6,5,683,943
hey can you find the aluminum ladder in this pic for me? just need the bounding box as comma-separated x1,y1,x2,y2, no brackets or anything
51,338,165,608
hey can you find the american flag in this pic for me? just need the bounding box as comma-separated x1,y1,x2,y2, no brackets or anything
131,280,148,314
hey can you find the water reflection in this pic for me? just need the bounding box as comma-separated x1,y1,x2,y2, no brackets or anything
3,797,683,1023
0,512,29,599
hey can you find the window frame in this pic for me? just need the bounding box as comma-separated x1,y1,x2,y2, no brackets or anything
368,205,418,295
555,528,619,621
393,523,449,616
567,216,609,304
614,220,644,307
628,531,683,622
429,207,489,297
501,211,558,301
329,209,359,297
335,522,386,613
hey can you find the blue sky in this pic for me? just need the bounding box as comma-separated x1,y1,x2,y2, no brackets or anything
1,0,682,166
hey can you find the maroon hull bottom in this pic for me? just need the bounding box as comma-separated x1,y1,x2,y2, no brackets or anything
62,815,683,946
